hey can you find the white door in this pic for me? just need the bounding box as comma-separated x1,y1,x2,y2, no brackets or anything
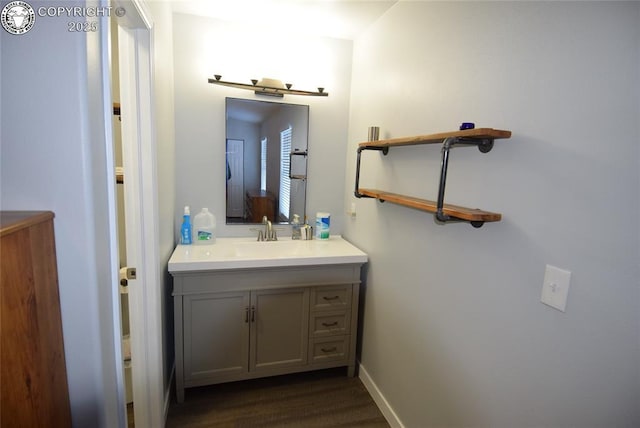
115,8,164,428
226,139,244,218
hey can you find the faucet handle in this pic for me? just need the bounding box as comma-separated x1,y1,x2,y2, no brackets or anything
269,227,286,241
250,227,265,241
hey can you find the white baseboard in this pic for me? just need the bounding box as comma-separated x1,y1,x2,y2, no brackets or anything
358,363,404,428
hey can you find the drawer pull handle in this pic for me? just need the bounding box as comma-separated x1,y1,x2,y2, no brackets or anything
322,321,339,327
322,296,340,301
321,346,338,353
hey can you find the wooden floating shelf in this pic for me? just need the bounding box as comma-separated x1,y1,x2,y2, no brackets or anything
359,128,511,148
357,188,501,223
355,127,512,227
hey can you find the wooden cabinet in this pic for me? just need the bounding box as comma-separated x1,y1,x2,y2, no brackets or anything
172,264,362,403
1,211,71,427
245,190,276,223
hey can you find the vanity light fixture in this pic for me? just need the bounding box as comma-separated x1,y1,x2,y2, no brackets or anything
208,75,328,98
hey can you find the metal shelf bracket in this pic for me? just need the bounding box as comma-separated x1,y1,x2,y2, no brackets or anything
435,137,494,226
354,135,496,227
354,146,388,198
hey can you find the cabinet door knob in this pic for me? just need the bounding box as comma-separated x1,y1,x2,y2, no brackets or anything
245,307,249,323
251,306,256,322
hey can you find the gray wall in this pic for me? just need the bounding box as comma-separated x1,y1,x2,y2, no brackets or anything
260,104,309,219
172,13,353,236
1,0,176,424
1,1,119,425
344,2,640,426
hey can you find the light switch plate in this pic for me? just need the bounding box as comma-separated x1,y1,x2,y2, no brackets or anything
348,202,357,218
541,264,571,312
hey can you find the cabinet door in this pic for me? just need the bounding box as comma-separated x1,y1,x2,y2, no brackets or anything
250,288,309,372
183,291,250,381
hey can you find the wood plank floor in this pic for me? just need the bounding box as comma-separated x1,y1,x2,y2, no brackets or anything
166,368,390,427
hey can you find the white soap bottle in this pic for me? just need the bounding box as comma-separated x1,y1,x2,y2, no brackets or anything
193,208,216,244
291,214,301,240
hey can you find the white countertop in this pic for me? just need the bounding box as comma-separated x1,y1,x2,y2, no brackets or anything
168,235,368,273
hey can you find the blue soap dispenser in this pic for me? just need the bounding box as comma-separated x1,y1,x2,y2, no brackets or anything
180,206,192,245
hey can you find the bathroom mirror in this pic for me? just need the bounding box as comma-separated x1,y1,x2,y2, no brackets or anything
225,97,309,225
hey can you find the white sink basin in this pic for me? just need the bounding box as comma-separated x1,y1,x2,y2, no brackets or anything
168,236,367,272
234,239,311,258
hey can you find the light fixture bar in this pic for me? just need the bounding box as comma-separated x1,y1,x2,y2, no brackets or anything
208,75,328,97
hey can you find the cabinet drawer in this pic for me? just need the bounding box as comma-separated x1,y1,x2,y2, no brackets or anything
310,336,349,364
310,311,350,337
311,285,351,311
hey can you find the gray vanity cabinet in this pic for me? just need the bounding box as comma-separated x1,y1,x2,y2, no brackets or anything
172,264,363,403
183,288,309,384
183,291,250,380
249,288,309,372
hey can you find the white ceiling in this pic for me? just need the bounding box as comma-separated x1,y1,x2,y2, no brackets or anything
170,0,398,40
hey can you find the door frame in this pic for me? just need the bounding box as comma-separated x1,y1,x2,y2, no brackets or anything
226,138,245,218
111,0,164,426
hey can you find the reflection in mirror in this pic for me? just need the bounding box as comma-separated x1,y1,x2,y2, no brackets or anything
225,97,309,225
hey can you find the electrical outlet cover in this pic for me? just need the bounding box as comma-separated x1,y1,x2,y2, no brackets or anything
541,264,571,312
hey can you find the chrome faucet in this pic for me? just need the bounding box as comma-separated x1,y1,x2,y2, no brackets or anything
257,216,277,241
